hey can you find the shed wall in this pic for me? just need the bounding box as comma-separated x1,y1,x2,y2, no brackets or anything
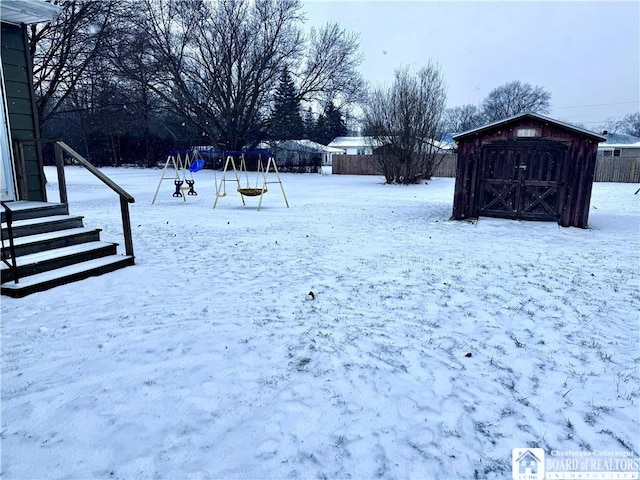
452,117,600,228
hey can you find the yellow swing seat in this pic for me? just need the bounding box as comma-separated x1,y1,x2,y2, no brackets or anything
237,187,267,196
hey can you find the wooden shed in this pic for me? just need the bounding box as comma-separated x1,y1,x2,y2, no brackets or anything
452,113,605,228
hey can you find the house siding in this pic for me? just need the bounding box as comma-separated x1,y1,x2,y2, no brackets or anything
1,21,46,201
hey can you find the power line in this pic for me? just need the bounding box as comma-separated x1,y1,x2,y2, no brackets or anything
552,100,639,110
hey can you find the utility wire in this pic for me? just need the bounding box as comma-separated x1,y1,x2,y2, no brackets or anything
552,100,639,110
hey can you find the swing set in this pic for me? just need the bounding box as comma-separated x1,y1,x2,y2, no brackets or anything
152,149,205,204
213,151,289,211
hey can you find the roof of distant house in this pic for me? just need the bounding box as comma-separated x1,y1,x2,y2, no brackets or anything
598,142,640,149
328,136,381,149
600,132,640,144
265,139,345,154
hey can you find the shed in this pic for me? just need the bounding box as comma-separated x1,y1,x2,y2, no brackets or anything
451,113,605,228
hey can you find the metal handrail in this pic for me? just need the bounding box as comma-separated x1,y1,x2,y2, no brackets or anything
53,141,135,258
1,201,20,284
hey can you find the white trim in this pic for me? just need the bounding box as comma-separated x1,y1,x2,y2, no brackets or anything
0,62,16,201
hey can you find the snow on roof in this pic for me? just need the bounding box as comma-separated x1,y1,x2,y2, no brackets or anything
600,132,640,144
328,136,381,149
1,0,60,25
453,112,606,142
598,142,640,149
269,139,345,154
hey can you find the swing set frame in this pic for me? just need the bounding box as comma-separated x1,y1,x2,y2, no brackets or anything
152,149,205,204
213,151,289,211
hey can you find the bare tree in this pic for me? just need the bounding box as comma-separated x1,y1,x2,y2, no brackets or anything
443,104,485,133
481,80,551,122
362,62,447,184
618,112,640,137
141,0,364,151
29,0,117,127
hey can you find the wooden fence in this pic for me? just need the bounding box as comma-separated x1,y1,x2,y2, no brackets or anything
332,154,457,177
594,156,640,183
333,154,640,183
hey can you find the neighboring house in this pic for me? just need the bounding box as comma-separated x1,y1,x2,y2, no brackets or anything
597,132,640,158
328,136,380,155
597,142,640,158
1,0,60,201
272,139,345,167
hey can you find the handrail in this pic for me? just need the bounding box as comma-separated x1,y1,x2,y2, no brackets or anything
55,141,135,203
53,141,135,259
1,201,20,284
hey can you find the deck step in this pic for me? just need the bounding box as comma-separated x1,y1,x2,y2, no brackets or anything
1,241,118,283
1,201,68,223
1,227,102,257
1,255,135,298
2,215,85,240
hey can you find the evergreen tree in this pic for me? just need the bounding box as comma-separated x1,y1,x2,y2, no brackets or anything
269,69,305,141
314,103,347,144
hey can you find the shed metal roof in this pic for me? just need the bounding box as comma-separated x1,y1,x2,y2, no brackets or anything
452,112,606,143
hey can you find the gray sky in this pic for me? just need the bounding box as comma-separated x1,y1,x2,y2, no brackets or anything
302,0,640,129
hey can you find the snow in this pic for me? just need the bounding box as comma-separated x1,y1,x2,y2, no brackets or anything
2,166,639,479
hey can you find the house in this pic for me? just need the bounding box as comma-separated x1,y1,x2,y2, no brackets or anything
328,136,381,155
1,0,135,296
272,139,345,168
516,450,541,475
1,0,60,202
452,112,605,228
597,132,640,158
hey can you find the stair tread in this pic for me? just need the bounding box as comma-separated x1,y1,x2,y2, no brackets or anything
1,241,117,270
2,227,100,247
1,201,64,212
1,255,133,290
2,214,83,229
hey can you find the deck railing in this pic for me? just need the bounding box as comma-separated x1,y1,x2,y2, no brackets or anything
0,201,19,284
10,139,135,260
53,141,135,258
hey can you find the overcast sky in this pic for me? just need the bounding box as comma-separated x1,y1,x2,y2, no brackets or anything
302,0,640,129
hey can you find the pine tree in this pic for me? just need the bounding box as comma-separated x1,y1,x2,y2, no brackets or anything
269,69,305,141
314,103,347,144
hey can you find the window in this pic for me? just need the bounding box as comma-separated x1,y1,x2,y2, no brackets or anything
613,149,621,157
603,150,613,157
516,128,539,137
357,148,366,155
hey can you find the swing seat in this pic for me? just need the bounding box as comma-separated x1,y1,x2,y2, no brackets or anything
238,187,267,196
189,159,205,172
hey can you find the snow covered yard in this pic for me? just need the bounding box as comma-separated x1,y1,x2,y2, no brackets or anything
2,166,639,479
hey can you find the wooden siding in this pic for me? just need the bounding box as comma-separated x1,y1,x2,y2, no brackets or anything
1,22,46,201
452,116,601,228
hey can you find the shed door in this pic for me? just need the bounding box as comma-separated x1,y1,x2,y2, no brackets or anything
478,140,566,221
